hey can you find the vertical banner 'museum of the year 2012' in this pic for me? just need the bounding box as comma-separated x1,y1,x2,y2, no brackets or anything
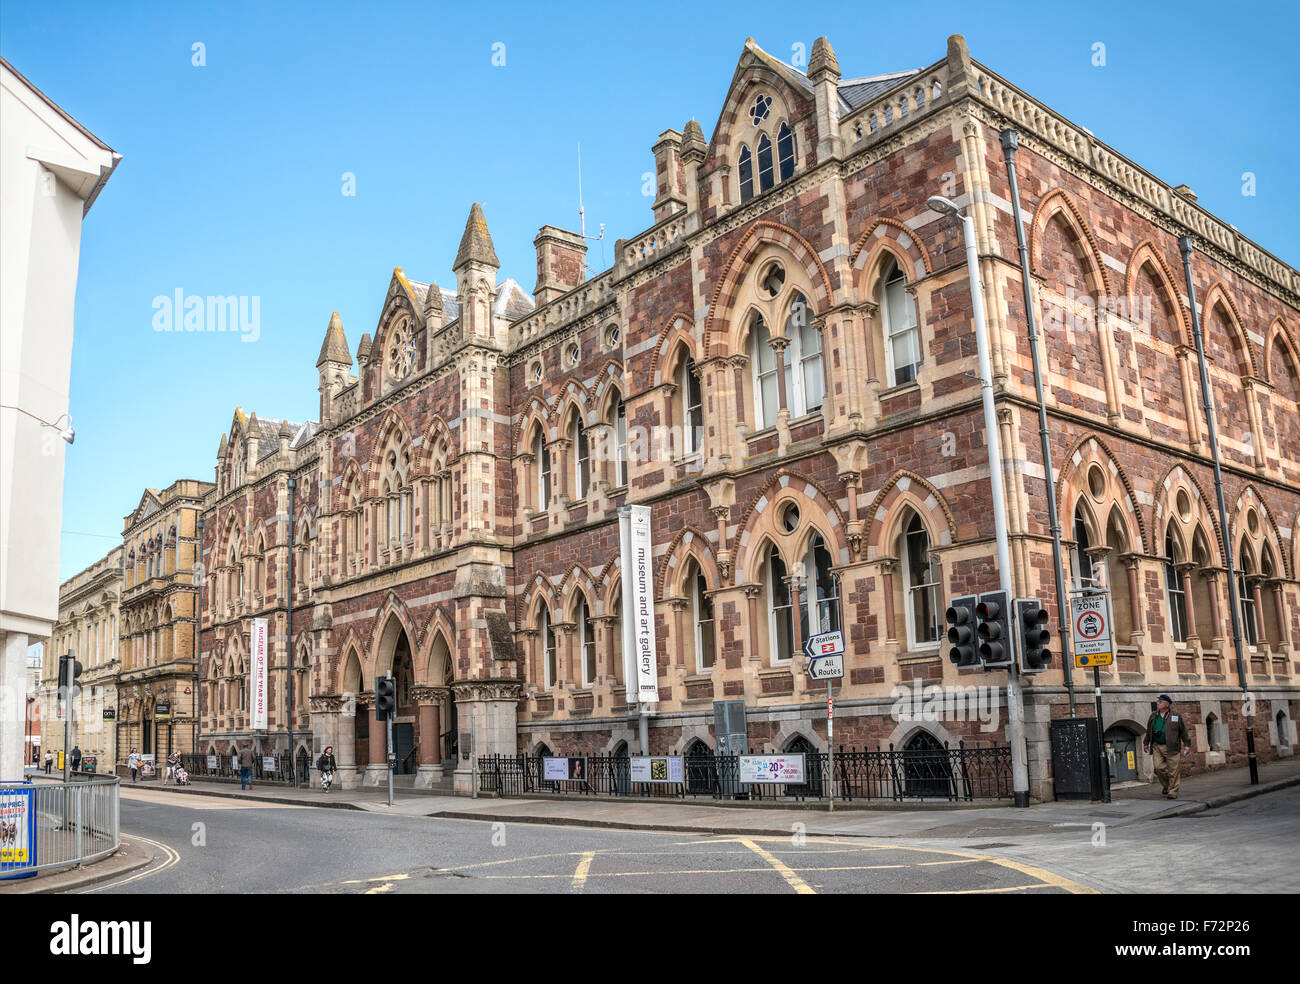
250,617,268,730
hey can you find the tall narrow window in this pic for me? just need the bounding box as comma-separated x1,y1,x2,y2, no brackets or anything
579,597,596,686
881,261,920,386
805,532,840,639
902,513,941,648
693,570,715,672
756,133,774,192
1071,510,1096,589
767,545,793,664
570,417,589,499
777,123,795,181
533,430,550,509
738,145,754,203
682,357,703,455
789,293,823,415
752,314,779,429
540,608,556,689
1165,531,1188,644
1238,548,1258,646
614,400,628,487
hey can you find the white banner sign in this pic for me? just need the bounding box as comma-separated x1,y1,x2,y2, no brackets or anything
542,757,588,781
620,505,660,704
250,617,269,730
629,755,683,783
739,754,806,784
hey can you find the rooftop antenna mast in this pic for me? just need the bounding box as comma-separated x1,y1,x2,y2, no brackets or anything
577,143,605,278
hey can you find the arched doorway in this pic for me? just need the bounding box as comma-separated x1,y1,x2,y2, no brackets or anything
901,731,951,799
784,735,823,798
391,632,415,775
428,632,456,768
1104,725,1140,783
342,649,366,772
612,740,630,796
685,739,715,796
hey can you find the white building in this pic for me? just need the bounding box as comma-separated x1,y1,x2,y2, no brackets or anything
0,57,119,780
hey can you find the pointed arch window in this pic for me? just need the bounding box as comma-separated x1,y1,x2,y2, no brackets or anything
578,596,596,687
767,544,794,664
533,429,551,510
756,133,774,192
738,145,754,203
689,564,715,672
681,356,703,456
1165,531,1188,644
777,123,795,181
752,313,780,428
881,260,921,386
539,607,557,690
1238,548,1258,647
1071,509,1096,589
570,415,589,499
901,513,941,648
790,293,824,415
614,398,628,488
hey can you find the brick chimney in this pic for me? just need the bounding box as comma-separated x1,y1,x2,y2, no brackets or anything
533,225,587,306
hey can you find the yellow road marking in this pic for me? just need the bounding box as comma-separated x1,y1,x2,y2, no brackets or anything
571,851,595,893
83,834,180,893
737,837,816,894
910,884,1061,895
365,882,395,894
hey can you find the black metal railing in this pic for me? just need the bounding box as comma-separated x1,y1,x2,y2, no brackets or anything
477,742,1012,802
179,752,302,784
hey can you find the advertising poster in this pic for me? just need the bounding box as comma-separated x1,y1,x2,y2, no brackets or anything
739,754,806,784
250,617,269,729
629,756,683,783
542,757,588,781
0,787,35,875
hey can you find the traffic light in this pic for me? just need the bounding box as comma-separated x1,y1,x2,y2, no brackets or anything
976,590,1012,667
1016,598,1052,673
375,675,396,719
59,653,84,700
945,595,980,668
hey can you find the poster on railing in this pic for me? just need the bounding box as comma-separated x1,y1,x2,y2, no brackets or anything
0,786,35,875
262,756,276,772
630,755,683,783
542,757,587,781
250,617,269,730
206,755,218,770
739,754,806,784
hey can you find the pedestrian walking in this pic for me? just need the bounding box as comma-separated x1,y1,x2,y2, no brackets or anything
70,745,82,773
1144,694,1191,799
127,748,140,783
317,746,337,793
238,745,255,789
43,750,53,774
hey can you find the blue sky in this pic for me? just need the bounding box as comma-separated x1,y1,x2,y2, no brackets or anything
2,0,1295,580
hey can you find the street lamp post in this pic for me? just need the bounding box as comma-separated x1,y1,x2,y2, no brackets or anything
927,194,1030,807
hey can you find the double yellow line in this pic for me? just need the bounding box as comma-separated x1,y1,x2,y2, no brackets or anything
82,834,180,893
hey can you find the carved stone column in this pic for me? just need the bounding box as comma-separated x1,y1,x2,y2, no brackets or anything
411,684,444,786
1121,554,1146,650
879,558,899,644
1177,563,1200,649
1200,567,1227,652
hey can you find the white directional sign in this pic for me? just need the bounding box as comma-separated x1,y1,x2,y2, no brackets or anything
1070,591,1114,667
807,653,844,680
804,630,844,661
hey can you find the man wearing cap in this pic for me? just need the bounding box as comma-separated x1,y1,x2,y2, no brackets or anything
1144,694,1190,799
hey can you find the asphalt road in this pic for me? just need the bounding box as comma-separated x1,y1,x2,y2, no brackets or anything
82,785,1299,894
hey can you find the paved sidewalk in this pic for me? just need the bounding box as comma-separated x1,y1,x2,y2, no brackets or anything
115,755,1300,840
0,836,152,895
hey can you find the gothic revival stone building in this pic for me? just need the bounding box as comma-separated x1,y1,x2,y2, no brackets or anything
117,480,212,766
197,35,1299,799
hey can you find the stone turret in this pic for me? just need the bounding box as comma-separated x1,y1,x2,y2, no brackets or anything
681,119,708,215
454,203,501,343
808,36,842,162
651,128,686,222
316,311,352,426
245,413,260,471
278,419,291,456
424,280,444,331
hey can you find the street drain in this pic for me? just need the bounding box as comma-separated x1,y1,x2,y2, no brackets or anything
968,842,1017,849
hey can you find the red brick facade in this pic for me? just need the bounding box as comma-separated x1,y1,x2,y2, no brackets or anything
198,36,1300,800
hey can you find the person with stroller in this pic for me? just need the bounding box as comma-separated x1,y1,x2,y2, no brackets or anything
317,746,337,793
